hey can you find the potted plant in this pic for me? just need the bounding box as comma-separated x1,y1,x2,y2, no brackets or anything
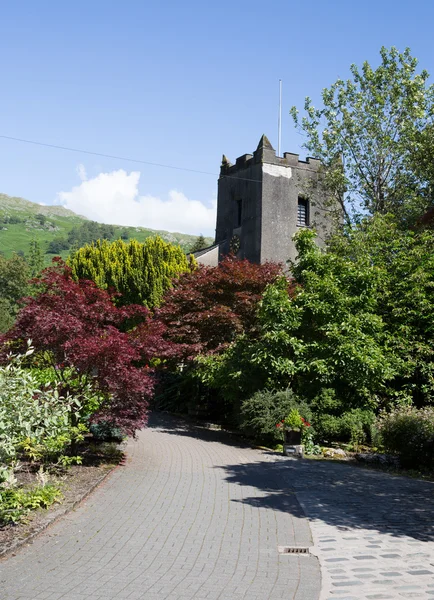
276,409,312,457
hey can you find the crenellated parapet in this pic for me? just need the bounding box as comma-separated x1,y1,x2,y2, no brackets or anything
219,134,321,178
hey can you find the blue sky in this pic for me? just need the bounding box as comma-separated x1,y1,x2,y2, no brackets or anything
1,0,434,236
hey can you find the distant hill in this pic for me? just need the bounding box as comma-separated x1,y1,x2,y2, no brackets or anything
0,193,213,263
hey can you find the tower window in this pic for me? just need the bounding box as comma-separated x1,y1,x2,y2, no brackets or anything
235,199,242,228
297,197,309,227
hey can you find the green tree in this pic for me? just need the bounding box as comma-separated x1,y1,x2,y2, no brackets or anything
203,228,398,415
27,239,44,277
290,47,434,223
68,237,195,308
47,237,70,254
0,254,29,332
189,234,208,253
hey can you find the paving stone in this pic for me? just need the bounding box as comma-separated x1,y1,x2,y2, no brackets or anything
0,414,320,600
407,569,433,575
2,412,434,600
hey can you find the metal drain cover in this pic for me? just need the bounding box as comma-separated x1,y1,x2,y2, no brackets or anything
278,546,310,554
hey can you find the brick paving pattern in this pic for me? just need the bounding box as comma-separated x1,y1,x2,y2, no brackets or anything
2,413,434,600
0,414,319,600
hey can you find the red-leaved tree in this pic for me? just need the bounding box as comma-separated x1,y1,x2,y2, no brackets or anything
149,255,282,361
1,259,163,434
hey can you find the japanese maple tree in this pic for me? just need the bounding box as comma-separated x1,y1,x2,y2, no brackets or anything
1,259,162,434
152,255,282,360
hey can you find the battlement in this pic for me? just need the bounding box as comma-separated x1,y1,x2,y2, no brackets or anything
220,134,321,177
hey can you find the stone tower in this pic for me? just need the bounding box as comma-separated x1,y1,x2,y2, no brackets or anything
195,135,337,267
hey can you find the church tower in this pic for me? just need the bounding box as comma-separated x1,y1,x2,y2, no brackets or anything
196,135,337,267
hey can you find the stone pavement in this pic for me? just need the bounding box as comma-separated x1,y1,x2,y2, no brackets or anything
222,452,434,599
1,415,434,600
0,414,319,600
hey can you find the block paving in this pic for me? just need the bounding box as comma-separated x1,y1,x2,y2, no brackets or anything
0,415,319,600
1,413,433,599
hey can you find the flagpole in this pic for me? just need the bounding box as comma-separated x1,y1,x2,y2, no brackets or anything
278,79,282,157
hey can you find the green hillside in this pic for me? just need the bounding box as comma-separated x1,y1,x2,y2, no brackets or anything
0,193,213,263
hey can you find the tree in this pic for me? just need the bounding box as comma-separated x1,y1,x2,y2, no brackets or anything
27,239,44,277
142,256,282,421
326,214,434,407
290,47,434,223
68,237,195,308
47,238,70,254
189,234,208,253
154,255,282,360
0,254,29,333
1,259,161,435
204,229,399,417
35,213,47,226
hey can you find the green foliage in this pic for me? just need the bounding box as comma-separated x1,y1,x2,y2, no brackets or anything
190,234,208,253
89,422,125,442
302,428,322,455
0,346,87,476
0,484,61,526
207,230,396,414
290,46,434,222
378,406,434,468
239,389,312,445
47,237,70,254
327,214,434,407
68,237,195,307
284,409,304,430
27,239,44,277
0,253,29,332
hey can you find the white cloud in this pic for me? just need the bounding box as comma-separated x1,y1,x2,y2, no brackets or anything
56,168,216,236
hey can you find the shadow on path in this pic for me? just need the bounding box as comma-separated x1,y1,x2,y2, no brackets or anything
149,412,434,544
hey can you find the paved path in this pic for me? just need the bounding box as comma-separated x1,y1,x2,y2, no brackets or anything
0,415,319,600
1,415,434,600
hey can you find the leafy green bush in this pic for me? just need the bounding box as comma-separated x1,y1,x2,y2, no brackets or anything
378,406,434,467
310,388,375,445
240,389,312,446
0,485,61,525
0,346,85,476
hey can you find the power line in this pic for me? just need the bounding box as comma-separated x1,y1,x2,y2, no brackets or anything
0,134,262,183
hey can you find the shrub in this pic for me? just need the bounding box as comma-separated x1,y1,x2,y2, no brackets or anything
310,388,376,445
156,255,282,359
68,237,194,308
1,259,160,435
0,484,61,526
314,409,376,445
239,389,312,446
0,346,85,477
378,406,434,467
89,422,125,442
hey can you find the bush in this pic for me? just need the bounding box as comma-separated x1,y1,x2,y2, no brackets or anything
310,388,376,445
378,406,434,468
0,346,87,473
68,237,194,308
239,389,312,446
89,422,125,442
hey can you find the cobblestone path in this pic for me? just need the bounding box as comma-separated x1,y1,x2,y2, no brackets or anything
0,415,319,600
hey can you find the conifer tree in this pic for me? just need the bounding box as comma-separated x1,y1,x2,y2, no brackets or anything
68,237,195,308
28,239,44,277
190,234,207,253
